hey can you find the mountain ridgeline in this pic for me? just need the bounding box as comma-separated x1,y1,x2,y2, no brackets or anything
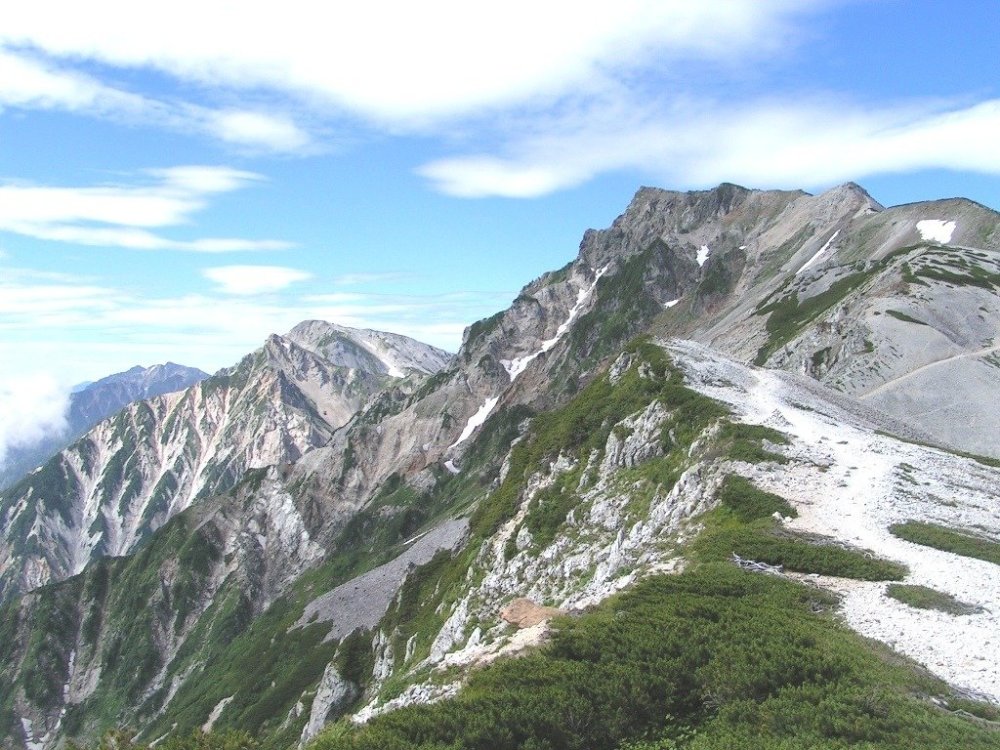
2,183,999,750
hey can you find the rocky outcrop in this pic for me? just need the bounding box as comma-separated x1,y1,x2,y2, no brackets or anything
300,665,358,744
499,599,563,628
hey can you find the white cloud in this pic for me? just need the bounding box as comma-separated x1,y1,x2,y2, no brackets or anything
151,165,264,195
332,272,411,286
419,157,571,199
0,373,70,466
19,225,290,253
203,265,313,295
0,268,512,382
206,110,312,152
0,48,148,114
418,97,1000,197
0,2,818,124
5,0,1000,202
0,167,293,252
7,1,999,200
0,282,115,316
0,50,313,153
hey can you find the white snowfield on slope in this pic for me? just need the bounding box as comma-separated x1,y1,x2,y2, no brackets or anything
501,265,610,383
916,219,956,244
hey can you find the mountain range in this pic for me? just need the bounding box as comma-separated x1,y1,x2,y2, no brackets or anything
1,182,998,750
0,364,209,491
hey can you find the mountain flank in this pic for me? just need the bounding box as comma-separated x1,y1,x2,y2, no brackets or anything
0,323,451,601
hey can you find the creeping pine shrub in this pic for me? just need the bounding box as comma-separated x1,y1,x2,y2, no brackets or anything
716,476,796,523
697,476,907,581
890,521,1000,565
309,566,998,750
67,729,259,750
716,423,790,465
886,584,982,616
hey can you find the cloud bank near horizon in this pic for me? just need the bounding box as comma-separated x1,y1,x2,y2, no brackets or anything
0,373,69,468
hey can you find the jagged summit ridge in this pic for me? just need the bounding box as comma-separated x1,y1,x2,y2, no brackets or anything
286,180,1000,519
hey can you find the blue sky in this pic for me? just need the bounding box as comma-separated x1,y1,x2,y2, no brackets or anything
1,0,999,457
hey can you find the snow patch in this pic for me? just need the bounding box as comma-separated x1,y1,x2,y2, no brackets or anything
917,219,956,244
697,245,711,267
664,299,680,309
450,397,499,449
797,230,840,275
501,266,609,382
444,459,460,475
62,650,76,701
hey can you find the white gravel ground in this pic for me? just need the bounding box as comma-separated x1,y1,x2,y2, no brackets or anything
670,339,1000,703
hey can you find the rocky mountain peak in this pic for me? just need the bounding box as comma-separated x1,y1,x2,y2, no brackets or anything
286,319,452,377
799,181,884,226
0,362,209,492
0,321,450,603
828,180,883,209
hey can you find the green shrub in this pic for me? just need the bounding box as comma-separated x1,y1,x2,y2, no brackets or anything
524,484,579,548
698,477,906,581
721,530,906,581
310,566,998,750
471,339,727,540
886,584,982,615
69,728,259,750
890,521,1000,565
715,423,789,465
716,476,796,523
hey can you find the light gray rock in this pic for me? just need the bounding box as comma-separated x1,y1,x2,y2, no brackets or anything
300,664,358,744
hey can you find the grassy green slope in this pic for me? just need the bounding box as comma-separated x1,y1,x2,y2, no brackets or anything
16,336,1000,750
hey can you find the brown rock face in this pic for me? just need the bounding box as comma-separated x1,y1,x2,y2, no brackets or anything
500,598,564,629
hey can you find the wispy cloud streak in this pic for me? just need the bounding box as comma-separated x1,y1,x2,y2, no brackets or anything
0,167,293,252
